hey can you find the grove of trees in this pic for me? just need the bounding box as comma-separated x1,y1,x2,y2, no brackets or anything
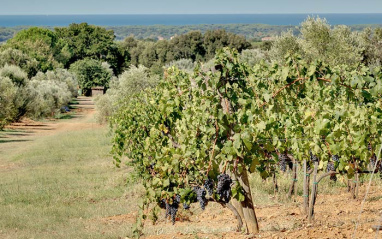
0,22,251,129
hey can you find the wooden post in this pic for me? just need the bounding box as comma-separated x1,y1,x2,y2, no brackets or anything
308,161,318,222
303,159,309,214
288,158,297,199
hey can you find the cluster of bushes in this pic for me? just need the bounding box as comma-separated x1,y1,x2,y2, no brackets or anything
0,64,77,129
0,23,251,94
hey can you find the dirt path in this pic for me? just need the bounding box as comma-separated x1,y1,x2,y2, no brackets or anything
0,97,99,142
0,96,102,165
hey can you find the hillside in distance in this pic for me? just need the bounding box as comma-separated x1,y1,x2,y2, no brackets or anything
2,23,382,44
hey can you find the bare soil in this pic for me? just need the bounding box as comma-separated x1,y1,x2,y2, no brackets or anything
101,183,382,238
3,97,99,137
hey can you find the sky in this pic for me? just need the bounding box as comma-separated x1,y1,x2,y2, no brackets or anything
1,0,382,15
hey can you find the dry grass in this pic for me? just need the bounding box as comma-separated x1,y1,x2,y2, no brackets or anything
0,127,144,239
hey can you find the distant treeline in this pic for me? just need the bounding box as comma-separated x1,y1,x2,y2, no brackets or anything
2,23,382,43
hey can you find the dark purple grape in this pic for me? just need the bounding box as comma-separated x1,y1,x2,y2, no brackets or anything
327,162,337,181
193,186,207,210
279,153,292,172
168,195,180,224
370,154,377,167
204,178,214,196
216,174,232,203
310,151,319,162
332,155,340,163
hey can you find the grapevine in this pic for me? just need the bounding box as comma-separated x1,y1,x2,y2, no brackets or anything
111,48,382,235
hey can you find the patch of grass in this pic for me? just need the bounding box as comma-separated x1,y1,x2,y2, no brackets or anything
54,112,77,120
69,99,80,105
367,195,382,202
249,169,351,206
0,139,31,144
0,127,141,239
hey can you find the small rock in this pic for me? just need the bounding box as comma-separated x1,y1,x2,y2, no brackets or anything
368,228,374,233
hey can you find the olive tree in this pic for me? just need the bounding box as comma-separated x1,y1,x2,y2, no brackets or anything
69,59,113,96
94,65,158,123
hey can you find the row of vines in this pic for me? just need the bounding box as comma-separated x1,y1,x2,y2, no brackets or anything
111,48,382,237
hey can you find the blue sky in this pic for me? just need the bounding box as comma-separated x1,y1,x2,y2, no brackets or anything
1,0,382,15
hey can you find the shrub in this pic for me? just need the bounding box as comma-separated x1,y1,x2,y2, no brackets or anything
27,79,72,119
0,64,29,87
239,49,267,67
34,68,78,97
0,76,18,129
165,59,195,73
268,31,301,64
0,65,30,121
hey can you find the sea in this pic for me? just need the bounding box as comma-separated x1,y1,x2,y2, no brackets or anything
0,14,382,27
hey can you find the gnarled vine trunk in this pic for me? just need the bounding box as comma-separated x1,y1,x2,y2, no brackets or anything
235,167,259,234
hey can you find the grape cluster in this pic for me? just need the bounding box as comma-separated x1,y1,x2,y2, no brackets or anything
375,159,382,179
332,155,340,162
217,173,232,203
306,156,312,171
159,198,166,209
193,186,207,210
309,151,319,162
169,195,180,224
370,154,377,167
163,195,180,224
279,153,292,172
326,161,337,181
204,178,214,196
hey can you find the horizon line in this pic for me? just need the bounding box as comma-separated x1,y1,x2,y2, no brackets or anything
1,13,382,16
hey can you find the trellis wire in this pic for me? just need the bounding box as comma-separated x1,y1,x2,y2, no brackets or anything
376,214,382,239
351,144,382,239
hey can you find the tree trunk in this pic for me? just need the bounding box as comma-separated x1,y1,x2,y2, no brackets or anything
308,161,318,222
347,179,351,192
294,162,298,199
350,179,356,199
229,172,246,231
235,167,259,234
355,173,359,199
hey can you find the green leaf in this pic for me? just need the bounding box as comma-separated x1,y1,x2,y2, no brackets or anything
281,67,289,81
263,93,272,103
256,121,266,132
